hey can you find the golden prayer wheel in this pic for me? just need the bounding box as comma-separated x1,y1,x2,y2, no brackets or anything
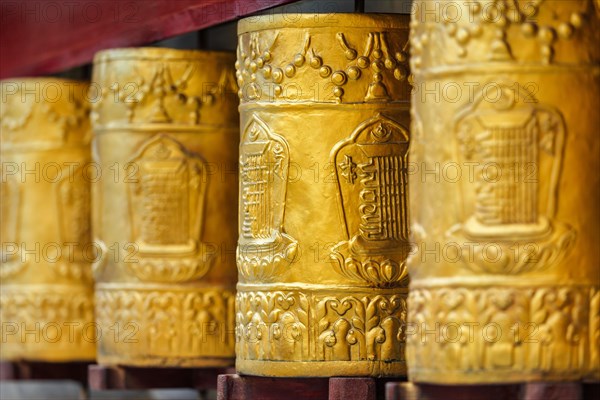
0,78,95,361
408,0,600,383
91,48,239,366
235,14,412,377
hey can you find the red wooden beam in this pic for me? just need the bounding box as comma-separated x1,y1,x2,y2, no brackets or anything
0,0,297,79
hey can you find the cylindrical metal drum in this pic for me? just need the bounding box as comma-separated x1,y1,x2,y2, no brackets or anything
408,0,600,383
91,48,239,367
235,14,412,377
0,78,95,361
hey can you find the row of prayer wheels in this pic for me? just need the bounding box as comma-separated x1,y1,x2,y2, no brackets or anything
1,2,599,384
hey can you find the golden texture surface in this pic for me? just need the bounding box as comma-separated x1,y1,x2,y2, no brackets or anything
0,78,96,361
235,14,411,377
91,48,239,366
408,0,600,383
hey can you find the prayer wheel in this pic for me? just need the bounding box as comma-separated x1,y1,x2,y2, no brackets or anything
91,48,239,366
235,14,412,377
408,0,600,383
0,78,96,361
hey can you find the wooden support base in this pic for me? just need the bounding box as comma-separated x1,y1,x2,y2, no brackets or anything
88,364,234,391
0,360,90,386
385,382,600,400
217,374,401,400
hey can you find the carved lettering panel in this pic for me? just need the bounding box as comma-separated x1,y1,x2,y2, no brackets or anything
126,134,211,283
0,175,22,279
237,116,298,282
330,114,410,287
444,82,576,275
456,82,566,239
55,164,93,282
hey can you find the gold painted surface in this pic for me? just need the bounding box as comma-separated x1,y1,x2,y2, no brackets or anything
0,78,96,361
91,48,239,367
409,0,600,383
235,14,411,377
